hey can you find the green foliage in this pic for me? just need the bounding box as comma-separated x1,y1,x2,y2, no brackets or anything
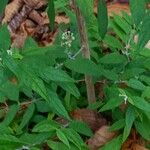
97,0,108,39
0,0,9,15
129,0,146,27
1,0,150,149
47,0,55,30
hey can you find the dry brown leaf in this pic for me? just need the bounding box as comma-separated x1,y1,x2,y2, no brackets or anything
132,144,148,150
29,10,46,25
23,0,42,7
87,125,117,150
71,109,107,131
2,0,23,24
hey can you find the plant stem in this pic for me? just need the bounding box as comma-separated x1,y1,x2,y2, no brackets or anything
71,0,96,103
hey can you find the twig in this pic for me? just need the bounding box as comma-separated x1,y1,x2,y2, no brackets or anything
71,0,96,103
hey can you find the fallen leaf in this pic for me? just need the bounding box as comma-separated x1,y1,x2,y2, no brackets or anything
87,125,117,150
71,109,107,131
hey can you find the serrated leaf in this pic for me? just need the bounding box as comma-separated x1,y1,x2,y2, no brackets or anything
18,103,35,130
97,0,108,39
122,107,136,142
69,120,93,137
47,90,70,120
140,75,150,85
47,141,79,150
65,58,100,76
0,25,11,51
138,12,150,49
63,129,85,149
32,120,59,132
142,86,150,98
0,81,19,101
135,120,150,140
109,119,125,132
129,0,146,26
18,64,48,101
127,79,146,91
104,35,123,49
140,48,150,57
0,134,25,148
47,0,55,30
100,53,126,64
40,67,74,83
20,133,54,145
56,129,70,148
100,98,123,112
58,82,80,98
113,15,131,34
2,104,19,126
128,96,150,112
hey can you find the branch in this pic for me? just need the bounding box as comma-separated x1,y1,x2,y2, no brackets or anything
71,0,96,103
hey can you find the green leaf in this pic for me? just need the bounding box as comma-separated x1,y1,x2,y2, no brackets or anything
100,98,123,112
128,96,150,112
56,129,70,148
47,141,79,150
140,48,150,57
138,12,150,49
97,0,108,39
113,15,131,34
58,82,80,98
2,104,19,126
0,0,8,15
123,107,136,142
20,133,54,145
47,0,55,30
69,120,93,137
76,0,94,25
101,68,118,81
0,134,25,148
140,75,150,86
100,135,122,150
127,79,146,91
40,67,74,83
63,129,85,149
23,37,38,50
129,0,146,26
99,53,126,64
0,25,11,51
0,81,19,101
47,90,70,120
18,64,48,101
65,58,100,76
18,103,35,130
109,119,125,132
142,86,150,98
104,35,123,49
32,120,59,132
47,141,69,150
135,120,150,140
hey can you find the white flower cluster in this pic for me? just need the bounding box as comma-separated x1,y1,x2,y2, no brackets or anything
7,49,13,56
119,93,128,104
61,31,75,48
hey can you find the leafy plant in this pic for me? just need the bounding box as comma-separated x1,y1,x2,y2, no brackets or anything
0,0,150,149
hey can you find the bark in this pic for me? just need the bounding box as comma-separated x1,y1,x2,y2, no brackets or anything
71,0,96,103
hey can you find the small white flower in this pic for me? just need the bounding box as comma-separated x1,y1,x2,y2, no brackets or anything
119,93,128,104
7,50,12,56
61,31,75,48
